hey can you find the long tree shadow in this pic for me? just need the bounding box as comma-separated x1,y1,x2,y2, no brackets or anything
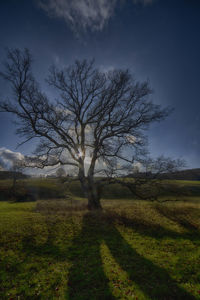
20,209,199,299
21,214,115,299
114,214,200,244
155,205,200,233
66,212,116,300
67,211,196,300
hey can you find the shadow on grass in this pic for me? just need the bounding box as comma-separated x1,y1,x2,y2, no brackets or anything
21,211,197,299
66,211,196,300
108,209,200,243
155,205,200,232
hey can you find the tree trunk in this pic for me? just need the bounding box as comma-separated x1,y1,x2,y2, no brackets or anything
78,161,102,210
86,173,102,210
79,178,102,210
87,184,102,210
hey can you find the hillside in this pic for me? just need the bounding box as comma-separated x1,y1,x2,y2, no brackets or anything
127,168,200,181
160,168,200,180
0,171,29,180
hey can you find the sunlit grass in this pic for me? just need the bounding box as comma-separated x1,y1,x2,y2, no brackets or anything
0,198,200,299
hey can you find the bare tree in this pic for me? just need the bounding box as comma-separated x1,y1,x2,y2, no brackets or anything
56,167,66,178
104,155,186,202
0,48,175,209
10,158,25,193
7,157,28,201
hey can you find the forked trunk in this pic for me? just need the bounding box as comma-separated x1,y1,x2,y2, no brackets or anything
78,162,102,210
79,178,102,210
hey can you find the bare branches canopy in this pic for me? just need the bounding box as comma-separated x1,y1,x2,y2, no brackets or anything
0,48,173,209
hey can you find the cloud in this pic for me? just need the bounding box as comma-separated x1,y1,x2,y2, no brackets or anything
38,0,117,33
99,65,115,73
0,148,76,176
38,0,155,34
126,135,137,144
0,148,24,170
133,161,142,171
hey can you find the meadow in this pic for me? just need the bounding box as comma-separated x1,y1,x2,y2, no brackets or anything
0,178,200,299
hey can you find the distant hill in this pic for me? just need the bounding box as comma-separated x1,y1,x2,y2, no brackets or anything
160,168,200,181
1,169,200,181
0,171,29,180
127,168,200,181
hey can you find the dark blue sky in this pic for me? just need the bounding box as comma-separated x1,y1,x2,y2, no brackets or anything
0,0,200,168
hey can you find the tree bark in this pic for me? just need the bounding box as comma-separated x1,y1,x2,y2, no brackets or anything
78,164,102,210
87,180,102,210
79,179,102,210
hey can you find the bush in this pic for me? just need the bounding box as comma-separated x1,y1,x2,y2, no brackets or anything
10,186,36,202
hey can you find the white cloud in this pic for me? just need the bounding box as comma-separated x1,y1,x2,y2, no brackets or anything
38,0,117,33
0,148,76,176
133,161,142,172
0,148,24,170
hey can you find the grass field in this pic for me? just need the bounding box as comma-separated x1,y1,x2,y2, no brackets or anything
1,177,200,201
1,186,200,299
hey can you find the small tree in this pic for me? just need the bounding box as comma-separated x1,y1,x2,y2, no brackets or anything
0,48,177,209
56,167,66,178
10,158,25,194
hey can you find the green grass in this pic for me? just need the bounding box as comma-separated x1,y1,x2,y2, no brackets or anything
1,177,200,201
0,178,69,201
1,198,200,299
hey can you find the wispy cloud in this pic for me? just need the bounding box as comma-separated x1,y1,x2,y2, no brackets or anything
99,65,115,73
38,0,155,34
38,0,117,34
